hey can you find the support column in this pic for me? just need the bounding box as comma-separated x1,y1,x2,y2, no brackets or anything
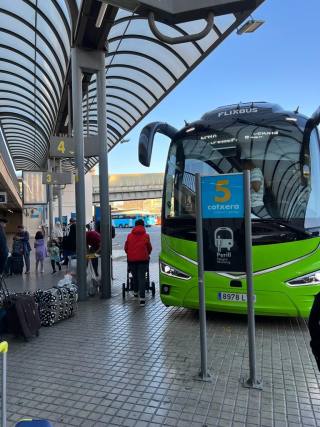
58,160,63,223
96,52,111,299
71,47,87,301
48,159,53,238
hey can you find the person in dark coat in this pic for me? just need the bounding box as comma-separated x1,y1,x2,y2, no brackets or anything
62,218,77,265
13,225,31,274
308,292,320,371
124,219,152,306
0,217,8,275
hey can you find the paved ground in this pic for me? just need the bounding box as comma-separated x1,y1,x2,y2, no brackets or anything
2,228,320,426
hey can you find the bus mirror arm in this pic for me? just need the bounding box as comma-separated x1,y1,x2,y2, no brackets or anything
300,105,320,186
311,106,320,126
139,121,177,167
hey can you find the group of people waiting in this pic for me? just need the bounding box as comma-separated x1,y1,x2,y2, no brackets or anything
0,217,80,275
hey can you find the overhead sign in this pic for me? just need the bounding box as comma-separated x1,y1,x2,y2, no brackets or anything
42,171,72,185
0,192,7,204
49,135,100,158
201,173,245,272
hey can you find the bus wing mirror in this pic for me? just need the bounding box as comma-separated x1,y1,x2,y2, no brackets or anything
311,106,320,126
300,105,320,185
139,122,177,167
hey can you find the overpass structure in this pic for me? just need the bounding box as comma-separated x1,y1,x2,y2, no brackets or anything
93,173,164,202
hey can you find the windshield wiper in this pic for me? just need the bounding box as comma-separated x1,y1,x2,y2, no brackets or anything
255,219,312,237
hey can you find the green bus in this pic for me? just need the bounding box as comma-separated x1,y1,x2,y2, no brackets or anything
139,102,320,317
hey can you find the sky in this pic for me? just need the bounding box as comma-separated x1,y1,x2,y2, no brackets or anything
108,0,320,175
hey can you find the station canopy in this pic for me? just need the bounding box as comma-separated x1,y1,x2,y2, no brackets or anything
0,0,264,172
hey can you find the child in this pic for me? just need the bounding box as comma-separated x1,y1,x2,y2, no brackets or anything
124,219,152,306
48,239,61,274
34,231,46,273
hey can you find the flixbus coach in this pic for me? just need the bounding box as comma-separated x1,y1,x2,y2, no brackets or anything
138,102,320,317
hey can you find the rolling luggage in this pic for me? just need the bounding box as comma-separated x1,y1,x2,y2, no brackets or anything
35,285,78,327
12,239,24,256
1,341,53,427
5,294,41,341
10,254,23,275
3,256,11,276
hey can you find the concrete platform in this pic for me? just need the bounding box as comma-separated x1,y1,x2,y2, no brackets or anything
2,231,320,426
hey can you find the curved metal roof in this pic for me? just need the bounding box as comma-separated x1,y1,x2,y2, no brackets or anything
0,0,76,171
0,0,263,172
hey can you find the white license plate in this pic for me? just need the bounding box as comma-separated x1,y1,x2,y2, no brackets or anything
218,292,256,302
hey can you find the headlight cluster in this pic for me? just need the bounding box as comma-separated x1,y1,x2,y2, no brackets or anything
160,262,191,280
287,271,320,286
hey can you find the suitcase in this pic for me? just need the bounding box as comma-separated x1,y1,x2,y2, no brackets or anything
10,254,23,275
3,256,11,276
35,285,78,327
12,239,24,256
5,294,41,340
0,341,53,427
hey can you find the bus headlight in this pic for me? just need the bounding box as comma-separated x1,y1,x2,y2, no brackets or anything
287,271,320,286
160,262,191,280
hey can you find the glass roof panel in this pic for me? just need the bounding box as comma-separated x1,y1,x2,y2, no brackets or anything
108,38,186,78
36,16,68,65
105,77,156,106
106,66,164,99
1,1,35,26
106,53,175,89
0,15,35,44
37,0,70,52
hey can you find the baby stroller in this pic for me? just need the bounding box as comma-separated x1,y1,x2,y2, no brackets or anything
122,261,155,299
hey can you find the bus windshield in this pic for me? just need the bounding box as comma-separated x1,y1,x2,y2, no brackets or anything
163,119,320,243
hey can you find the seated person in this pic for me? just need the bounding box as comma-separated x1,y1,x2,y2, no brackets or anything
242,159,264,207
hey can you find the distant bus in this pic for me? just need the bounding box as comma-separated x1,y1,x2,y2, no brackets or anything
112,214,135,228
112,213,157,228
94,207,158,228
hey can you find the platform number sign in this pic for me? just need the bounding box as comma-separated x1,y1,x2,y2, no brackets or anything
45,173,52,184
201,174,245,272
57,140,65,154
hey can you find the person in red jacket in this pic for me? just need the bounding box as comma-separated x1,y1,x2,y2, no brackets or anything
124,219,152,306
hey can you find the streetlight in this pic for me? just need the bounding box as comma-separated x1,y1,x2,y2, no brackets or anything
237,19,264,35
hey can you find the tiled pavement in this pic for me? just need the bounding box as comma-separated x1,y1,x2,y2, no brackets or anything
3,261,320,426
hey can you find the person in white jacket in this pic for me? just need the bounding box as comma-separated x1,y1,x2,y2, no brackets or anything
52,221,63,243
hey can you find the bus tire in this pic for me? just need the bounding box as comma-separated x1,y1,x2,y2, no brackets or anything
151,282,156,297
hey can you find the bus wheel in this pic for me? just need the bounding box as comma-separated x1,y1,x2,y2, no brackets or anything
122,283,126,298
151,282,156,297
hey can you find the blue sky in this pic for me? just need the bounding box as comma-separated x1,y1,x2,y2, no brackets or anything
108,0,320,174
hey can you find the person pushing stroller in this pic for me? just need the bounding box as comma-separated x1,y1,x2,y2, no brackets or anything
124,219,152,306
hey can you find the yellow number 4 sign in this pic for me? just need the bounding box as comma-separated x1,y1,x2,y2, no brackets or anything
57,140,65,154
214,179,231,203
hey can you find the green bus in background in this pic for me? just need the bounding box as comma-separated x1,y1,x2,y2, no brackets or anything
139,102,320,317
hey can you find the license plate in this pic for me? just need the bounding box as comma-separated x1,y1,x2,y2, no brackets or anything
218,292,256,302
